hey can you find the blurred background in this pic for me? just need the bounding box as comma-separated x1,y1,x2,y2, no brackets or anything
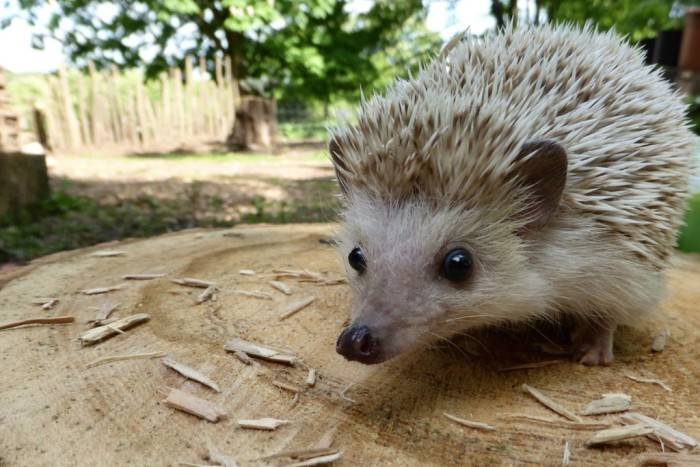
0,0,699,267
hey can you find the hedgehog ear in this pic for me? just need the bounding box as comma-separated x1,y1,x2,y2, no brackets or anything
511,140,568,234
329,137,350,196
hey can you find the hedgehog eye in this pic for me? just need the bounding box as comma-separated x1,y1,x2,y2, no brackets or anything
441,248,473,282
348,247,366,274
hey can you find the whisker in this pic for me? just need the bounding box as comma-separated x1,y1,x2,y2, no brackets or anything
429,331,471,360
442,314,492,323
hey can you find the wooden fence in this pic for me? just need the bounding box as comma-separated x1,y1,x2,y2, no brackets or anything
34,56,238,154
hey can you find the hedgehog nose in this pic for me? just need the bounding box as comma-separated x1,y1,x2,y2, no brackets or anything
336,325,380,363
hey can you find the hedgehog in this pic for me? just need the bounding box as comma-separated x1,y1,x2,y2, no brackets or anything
328,23,697,366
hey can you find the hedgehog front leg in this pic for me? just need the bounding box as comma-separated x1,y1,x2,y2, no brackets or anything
571,320,616,366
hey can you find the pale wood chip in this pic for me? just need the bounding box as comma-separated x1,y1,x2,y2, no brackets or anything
91,250,125,257
306,368,316,387
625,373,672,392
82,284,126,295
237,418,291,430
283,451,343,467
272,268,346,285
585,423,653,447
162,357,220,392
233,350,253,365
500,413,610,430
172,278,216,289
279,297,315,320
85,351,165,369
269,280,292,295
79,313,150,345
272,380,302,394
260,448,338,462
522,384,583,423
196,285,219,304
91,302,119,324
179,463,220,466
224,338,297,365
40,298,59,310
163,387,227,423
443,412,495,431
314,426,337,450
122,273,166,280
31,297,57,305
582,393,632,415
239,269,256,276
621,412,698,452
562,440,571,466
105,323,126,335
498,360,566,372
206,442,238,467
651,329,670,353
233,290,273,300
0,316,75,331
636,452,700,466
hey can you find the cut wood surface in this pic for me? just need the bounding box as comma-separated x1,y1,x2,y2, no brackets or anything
0,224,699,466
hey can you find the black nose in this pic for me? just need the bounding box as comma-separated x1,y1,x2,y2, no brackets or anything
336,325,380,363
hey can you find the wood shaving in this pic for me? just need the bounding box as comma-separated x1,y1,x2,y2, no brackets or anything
237,418,291,430
625,373,672,392
179,463,220,467
340,382,357,404
499,413,610,430
105,323,126,335
162,357,220,392
443,412,495,431
232,350,253,365
314,427,337,449
279,297,316,321
91,250,125,257
172,278,216,289
651,329,670,353
0,316,75,331
562,441,571,466
163,387,227,423
272,380,302,394
92,302,119,323
82,284,126,295
122,273,166,280
260,448,338,462
621,412,698,452
269,280,292,295
636,452,700,466
498,360,566,372
79,313,150,345
239,269,256,276
582,393,632,415
272,268,346,286
585,423,653,447
38,298,59,310
306,368,316,387
521,384,583,423
223,338,297,365
206,442,238,467
233,290,273,300
31,297,56,305
222,231,244,238
85,351,165,369
196,285,219,304
283,451,343,467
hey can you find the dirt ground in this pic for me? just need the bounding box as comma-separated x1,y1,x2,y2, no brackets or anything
47,142,338,223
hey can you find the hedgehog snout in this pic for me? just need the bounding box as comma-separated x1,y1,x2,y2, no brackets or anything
336,324,384,364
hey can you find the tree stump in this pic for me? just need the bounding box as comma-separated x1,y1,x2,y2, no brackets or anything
0,224,698,465
228,96,278,150
0,152,49,216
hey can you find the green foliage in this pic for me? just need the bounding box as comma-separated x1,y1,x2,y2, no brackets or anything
3,0,440,104
679,192,700,253
539,0,700,40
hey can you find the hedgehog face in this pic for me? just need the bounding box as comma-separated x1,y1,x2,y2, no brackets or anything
333,141,569,365
335,194,554,364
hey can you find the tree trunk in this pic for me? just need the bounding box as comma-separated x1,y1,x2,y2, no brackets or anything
227,96,278,151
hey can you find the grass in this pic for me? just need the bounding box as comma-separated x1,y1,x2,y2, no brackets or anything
678,192,700,254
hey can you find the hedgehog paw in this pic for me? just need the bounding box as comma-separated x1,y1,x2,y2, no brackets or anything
572,321,615,366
